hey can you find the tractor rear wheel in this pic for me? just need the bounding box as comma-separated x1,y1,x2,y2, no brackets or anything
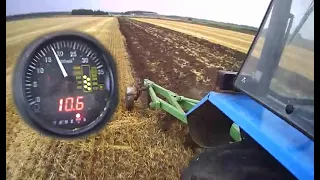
181,141,296,180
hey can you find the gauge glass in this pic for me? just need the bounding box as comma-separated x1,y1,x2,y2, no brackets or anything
13,32,118,137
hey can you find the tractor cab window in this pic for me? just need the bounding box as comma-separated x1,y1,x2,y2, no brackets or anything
234,0,314,139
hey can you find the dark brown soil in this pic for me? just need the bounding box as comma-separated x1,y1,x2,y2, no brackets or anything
119,18,246,100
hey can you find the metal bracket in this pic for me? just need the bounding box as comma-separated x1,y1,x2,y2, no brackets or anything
144,79,199,123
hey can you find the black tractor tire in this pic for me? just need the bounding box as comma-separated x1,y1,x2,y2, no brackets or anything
181,142,296,180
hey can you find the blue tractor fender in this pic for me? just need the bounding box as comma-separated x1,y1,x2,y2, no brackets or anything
186,91,314,180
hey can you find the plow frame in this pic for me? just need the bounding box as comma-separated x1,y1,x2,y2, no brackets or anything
143,79,242,144
144,79,199,124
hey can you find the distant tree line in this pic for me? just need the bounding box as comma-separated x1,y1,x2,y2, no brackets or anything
71,9,109,15
123,11,157,15
6,12,70,22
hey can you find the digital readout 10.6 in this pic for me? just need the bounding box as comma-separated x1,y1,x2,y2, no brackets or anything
58,96,84,112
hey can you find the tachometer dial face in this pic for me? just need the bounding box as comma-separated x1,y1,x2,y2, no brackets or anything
13,31,118,138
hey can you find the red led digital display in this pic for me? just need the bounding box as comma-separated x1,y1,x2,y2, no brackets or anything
58,96,84,112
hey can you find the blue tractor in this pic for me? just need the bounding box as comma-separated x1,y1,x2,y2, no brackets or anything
12,0,313,179
126,0,314,179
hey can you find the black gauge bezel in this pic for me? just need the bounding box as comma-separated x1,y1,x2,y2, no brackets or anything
12,31,118,139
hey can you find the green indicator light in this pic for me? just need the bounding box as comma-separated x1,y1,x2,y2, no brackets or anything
99,84,104,90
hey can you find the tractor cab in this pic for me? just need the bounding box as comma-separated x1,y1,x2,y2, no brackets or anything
235,0,314,140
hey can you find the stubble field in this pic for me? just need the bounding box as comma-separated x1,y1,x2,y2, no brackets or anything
6,17,195,180
133,18,253,54
8,16,297,180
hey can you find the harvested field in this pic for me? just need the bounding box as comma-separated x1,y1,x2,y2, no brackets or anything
133,18,254,53
119,18,246,100
6,17,193,180
7,15,312,180
134,18,314,81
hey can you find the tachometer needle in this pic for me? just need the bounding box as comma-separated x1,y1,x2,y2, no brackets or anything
50,46,68,77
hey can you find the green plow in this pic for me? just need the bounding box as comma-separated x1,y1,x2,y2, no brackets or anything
144,79,199,124
125,79,242,146
125,79,199,123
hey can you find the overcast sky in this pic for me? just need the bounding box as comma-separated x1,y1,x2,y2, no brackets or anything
6,0,271,27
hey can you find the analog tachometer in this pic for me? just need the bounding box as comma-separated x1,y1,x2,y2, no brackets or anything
12,31,118,138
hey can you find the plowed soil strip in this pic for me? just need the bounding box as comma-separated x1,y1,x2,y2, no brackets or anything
119,18,246,99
